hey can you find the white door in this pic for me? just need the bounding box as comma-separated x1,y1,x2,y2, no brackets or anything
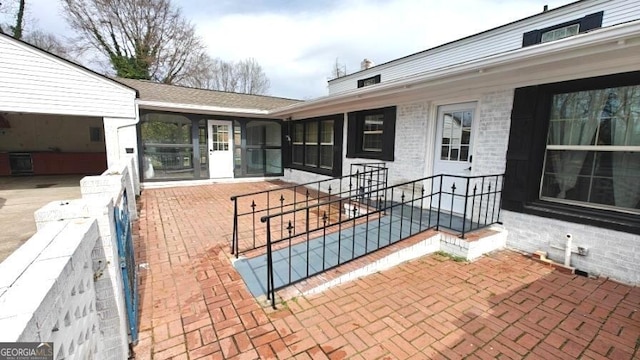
207,120,234,178
433,102,477,214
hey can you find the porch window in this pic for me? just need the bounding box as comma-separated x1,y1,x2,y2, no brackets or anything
541,86,640,213
347,106,396,161
140,113,195,180
288,115,343,176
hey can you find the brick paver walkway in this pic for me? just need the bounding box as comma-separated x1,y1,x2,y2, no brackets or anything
133,183,640,359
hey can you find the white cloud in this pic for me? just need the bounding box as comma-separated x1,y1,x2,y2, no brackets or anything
195,0,575,98
18,0,575,99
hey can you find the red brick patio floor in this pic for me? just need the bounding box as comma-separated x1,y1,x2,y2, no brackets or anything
133,183,640,360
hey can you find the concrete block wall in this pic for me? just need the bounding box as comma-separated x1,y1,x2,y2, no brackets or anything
0,220,102,359
0,158,136,359
35,197,129,360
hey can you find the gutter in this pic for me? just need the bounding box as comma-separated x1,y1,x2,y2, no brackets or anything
270,19,640,117
136,100,271,117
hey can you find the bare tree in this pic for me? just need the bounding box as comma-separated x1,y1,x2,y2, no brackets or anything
181,55,270,95
0,0,25,38
328,57,347,80
60,0,205,82
22,30,70,58
236,58,270,95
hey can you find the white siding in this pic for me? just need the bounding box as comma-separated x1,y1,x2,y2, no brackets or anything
0,35,136,118
329,0,640,94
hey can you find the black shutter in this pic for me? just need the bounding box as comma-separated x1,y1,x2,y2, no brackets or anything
503,86,540,211
333,117,344,176
346,113,357,158
522,30,540,47
580,11,604,32
381,106,396,161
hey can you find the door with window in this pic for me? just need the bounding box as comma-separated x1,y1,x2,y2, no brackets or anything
207,120,233,178
433,102,477,214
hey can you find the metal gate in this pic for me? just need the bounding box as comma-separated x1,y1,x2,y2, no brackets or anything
114,189,139,344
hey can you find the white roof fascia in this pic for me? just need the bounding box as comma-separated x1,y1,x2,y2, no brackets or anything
270,20,640,117
136,100,272,117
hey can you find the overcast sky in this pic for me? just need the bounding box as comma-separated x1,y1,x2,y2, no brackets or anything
13,0,574,99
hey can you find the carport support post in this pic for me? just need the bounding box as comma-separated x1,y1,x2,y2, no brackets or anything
34,197,130,360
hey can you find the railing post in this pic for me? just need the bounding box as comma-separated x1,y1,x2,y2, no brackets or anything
287,221,293,284
279,194,285,239
400,192,405,238
251,200,257,250
436,175,443,231
461,177,470,239
231,197,238,257
305,207,310,278
265,218,275,309
322,212,327,271
449,182,456,229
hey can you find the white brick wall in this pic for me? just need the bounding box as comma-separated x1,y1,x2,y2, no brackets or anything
473,90,514,176
502,210,640,285
284,89,640,285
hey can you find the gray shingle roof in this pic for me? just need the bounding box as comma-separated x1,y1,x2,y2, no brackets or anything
115,78,301,111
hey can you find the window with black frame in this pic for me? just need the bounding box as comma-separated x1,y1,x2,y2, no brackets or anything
289,115,343,176
541,86,640,213
347,106,396,161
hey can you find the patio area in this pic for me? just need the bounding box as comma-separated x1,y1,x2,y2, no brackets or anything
133,182,640,360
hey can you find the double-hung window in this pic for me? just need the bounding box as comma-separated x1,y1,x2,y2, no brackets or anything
541,86,640,214
347,106,396,161
289,115,343,176
503,72,640,234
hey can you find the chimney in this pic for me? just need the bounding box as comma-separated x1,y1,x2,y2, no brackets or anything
361,58,374,70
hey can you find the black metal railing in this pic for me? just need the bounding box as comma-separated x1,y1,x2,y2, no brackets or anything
230,163,388,258
259,173,504,308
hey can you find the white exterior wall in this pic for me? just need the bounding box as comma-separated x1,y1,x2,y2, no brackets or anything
0,35,136,119
328,0,640,94
502,210,640,285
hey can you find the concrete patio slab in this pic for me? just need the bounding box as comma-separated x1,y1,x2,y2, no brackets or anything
0,175,82,263
133,182,640,359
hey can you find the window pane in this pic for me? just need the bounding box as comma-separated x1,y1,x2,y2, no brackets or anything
141,113,195,180
292,145,303,165
363,114,384,152
246,148,264,174
541,23,579,43
265,149,282,174
460,146,469,161
293,123,304,143
306,122,318,144
321,121,334,144
542,149,640,212
305,145,318,167
441,146,449,160
320,145,333,169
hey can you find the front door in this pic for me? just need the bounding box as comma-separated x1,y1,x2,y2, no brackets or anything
207,120,233,178
433,102,477,214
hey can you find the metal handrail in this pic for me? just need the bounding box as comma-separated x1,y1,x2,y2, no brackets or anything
260,173,504,308
230,164,389,257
